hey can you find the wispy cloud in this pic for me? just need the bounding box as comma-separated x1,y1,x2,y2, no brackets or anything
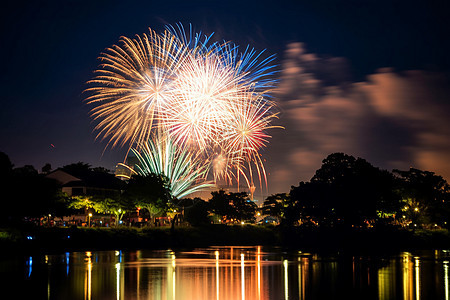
265,42,450,196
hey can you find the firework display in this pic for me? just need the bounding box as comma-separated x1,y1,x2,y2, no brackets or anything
117,131,215,199
86,24,279,197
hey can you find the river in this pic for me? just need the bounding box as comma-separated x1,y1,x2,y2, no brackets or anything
1,246,449,299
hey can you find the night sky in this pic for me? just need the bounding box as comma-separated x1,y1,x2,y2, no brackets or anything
2,0,450,198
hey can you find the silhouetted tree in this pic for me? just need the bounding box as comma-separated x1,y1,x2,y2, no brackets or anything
0,152,13,177
290,181,333,226
1,164,68,223
394,168,450,226
92,166,111,174
61,162,92,178
230,192,257,223
209,190,256,223
262,193,290,220
0,152,14,222
41,163,52,174
291,153,401,227
124,174,171,225
209,189,234,221
14,165,38,176
184,198,210,226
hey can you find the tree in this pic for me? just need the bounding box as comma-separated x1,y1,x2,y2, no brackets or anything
183,198,210,226
68,196,96,210
289,181,329,226
124,173,171,225
0,154,72,224
61,162,92,178
41,163,52,174
209,190,257,223
291,153,401,227
92,166,111,174
93,197,134,225
394,168,450,226
68,195,133,226
2,165,69,223
0,152,14,222
230,192,257,223
262,193,290,221
209,190,235,222
0,152,13,177
14,165,38,176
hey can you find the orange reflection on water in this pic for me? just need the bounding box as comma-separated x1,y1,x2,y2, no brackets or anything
113,247,280,300
377,251,428,300
444,260,449,300
403,252,413,300
85,251,92,300
41,247,450,300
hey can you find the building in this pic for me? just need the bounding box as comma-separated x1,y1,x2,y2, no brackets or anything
46,168,125,197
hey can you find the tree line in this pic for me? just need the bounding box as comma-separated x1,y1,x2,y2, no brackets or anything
262,153,450,228
0,152,258,227
1,151,449,229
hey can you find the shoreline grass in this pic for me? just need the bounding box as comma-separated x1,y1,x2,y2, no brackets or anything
1,225,450,255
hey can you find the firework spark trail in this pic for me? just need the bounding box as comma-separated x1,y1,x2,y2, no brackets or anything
118,132,214,199
86,29,185,149
86,24,280,196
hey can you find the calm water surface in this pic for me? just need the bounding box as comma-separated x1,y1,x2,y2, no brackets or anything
1,246,449,299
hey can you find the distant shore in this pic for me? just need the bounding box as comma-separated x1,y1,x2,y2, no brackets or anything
1,225,450,254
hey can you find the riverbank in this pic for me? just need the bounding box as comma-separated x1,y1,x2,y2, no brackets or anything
1,225,450,254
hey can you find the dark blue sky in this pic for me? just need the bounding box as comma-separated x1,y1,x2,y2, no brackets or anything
1,0,450,196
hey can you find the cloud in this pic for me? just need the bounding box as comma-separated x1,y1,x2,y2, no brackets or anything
361,71,450,175
265,42,450,196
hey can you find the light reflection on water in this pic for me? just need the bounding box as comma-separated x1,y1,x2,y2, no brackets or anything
2,247,450,299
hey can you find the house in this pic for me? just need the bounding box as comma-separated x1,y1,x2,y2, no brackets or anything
46,168,125,197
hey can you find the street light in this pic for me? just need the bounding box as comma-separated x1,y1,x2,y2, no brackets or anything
88,213,92,227
117,209,122,226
